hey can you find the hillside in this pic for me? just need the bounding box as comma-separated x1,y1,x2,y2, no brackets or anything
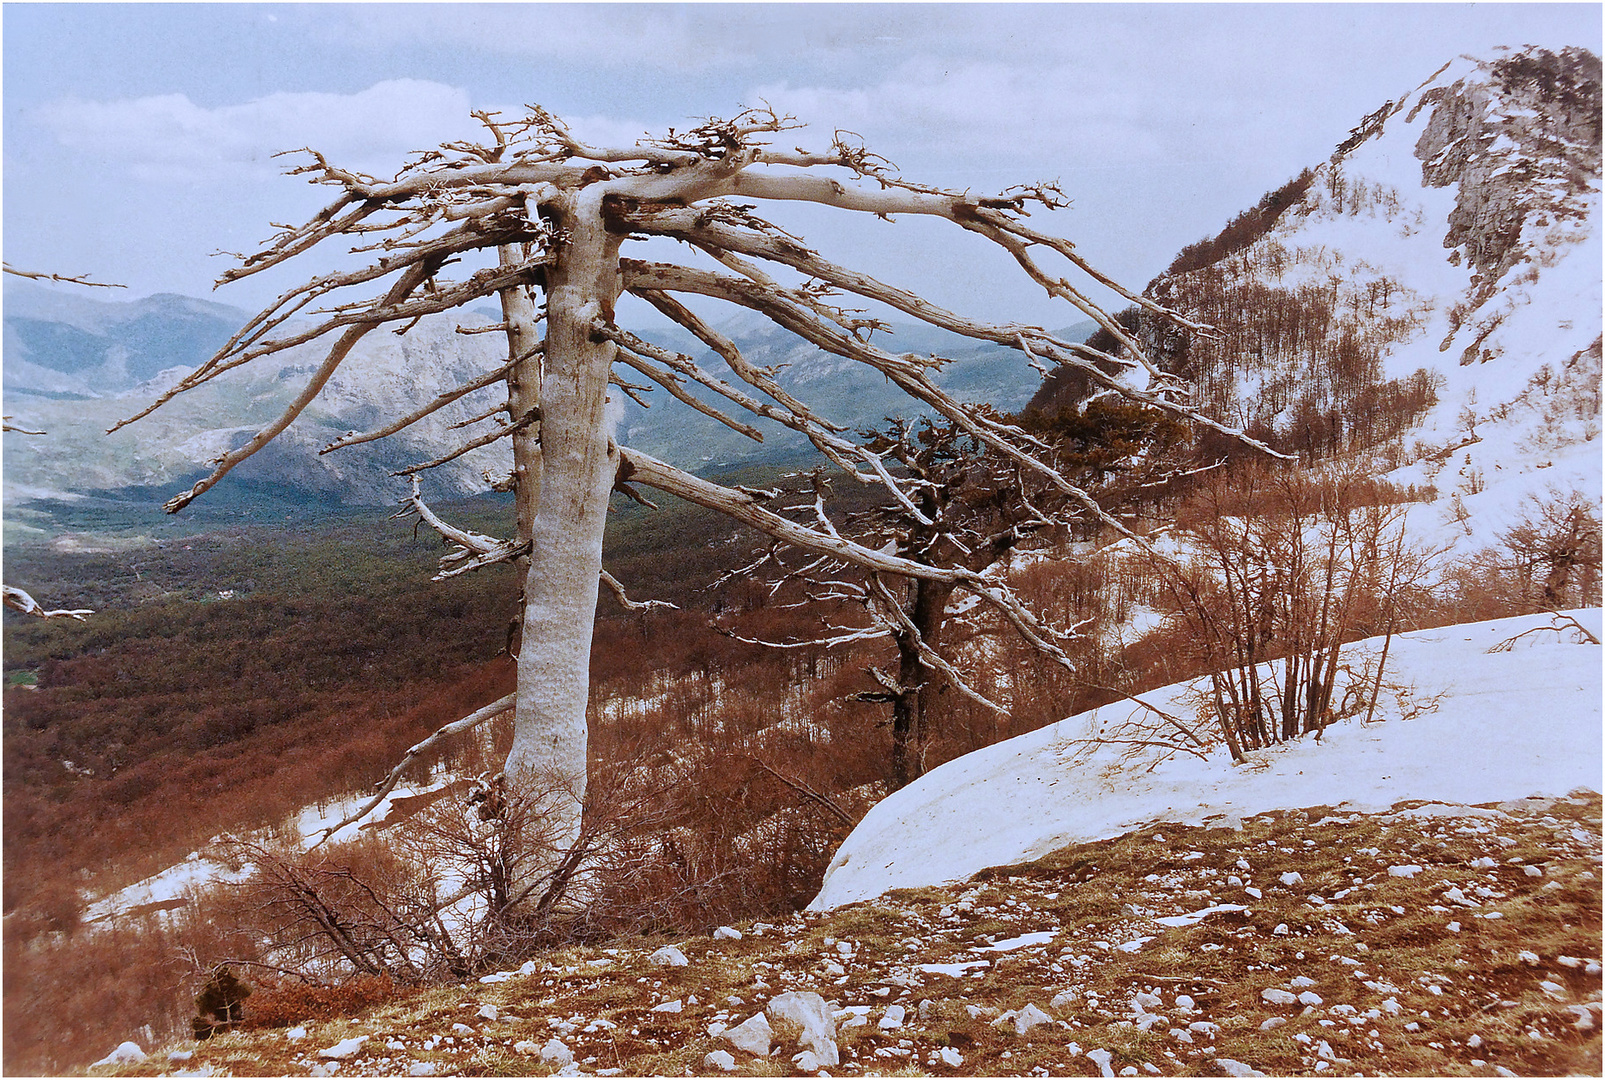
65,606,1605,1078
83,613,1602,1077
1030,45,1601,533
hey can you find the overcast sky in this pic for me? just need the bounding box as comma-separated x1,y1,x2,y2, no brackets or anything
4,3,1599,327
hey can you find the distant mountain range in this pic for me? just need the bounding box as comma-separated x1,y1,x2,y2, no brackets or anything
7,45,1598,532
2,277,1087,510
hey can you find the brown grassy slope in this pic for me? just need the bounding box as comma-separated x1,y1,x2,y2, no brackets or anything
97,791,1601,1078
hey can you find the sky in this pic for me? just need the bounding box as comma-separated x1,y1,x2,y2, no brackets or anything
4,3,1600,328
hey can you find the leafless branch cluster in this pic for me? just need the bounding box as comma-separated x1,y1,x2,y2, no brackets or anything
1151,465,1442,760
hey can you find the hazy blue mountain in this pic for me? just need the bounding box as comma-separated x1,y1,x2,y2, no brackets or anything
3,278,1090,509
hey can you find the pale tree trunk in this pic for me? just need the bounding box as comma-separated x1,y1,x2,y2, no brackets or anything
497,245,545,658
504,190,621,875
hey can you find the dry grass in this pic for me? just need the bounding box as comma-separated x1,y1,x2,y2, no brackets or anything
90,791,1600,1077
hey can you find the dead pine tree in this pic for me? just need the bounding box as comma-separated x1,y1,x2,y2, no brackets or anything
117,106,1277,909
717,401,1191,791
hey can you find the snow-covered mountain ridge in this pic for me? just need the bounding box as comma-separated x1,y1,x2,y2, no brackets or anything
1036,46,1604,539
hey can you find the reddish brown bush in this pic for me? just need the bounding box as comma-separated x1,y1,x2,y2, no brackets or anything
243,975,409,1030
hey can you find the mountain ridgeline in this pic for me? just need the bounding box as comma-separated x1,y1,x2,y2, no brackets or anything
2,276,1084,510
1030,45,1602,484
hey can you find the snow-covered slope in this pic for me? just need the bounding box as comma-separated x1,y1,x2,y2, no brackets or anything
1295,48,1600,508
1109,47,1601,552
811,609,1602,910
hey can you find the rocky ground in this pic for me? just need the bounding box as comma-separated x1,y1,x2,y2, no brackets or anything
95,791,1601,1077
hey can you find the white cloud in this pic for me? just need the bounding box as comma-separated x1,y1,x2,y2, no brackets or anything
38,79,477,183
750,57,1169,183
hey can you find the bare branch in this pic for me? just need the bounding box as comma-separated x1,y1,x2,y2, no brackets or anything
746,756,856,827
393,408,540,476
599,570,679,612
865,575,1009,716
3,585,93,620
322,359,519,453
3,263,125,289
159,259,437,513
310,693,516,849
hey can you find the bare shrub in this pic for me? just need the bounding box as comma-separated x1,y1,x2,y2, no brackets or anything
1498,487,1602,609
1151,464,1440,760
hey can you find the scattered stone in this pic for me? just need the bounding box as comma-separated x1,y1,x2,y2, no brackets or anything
1558,955,1583,968
1086,1048,1115,1077
519,960,538,975
793,1049,827,1071
286,1026,308,1041
1273,923,1291,936
768,991,839,1066
541,1038,574,1066
317,1036,369,1060
650,945,689,967
1539,981,1568,1000
714,926,743,940
168,1050,195,1062
1216,1059,1267,1077
995,1003,1054,1035
476,1004,498,1021
723,1011,774,1057
450,1023,474,1035
1280,871,1304,886
653,998,684,1013
1262,987,1298,1006
939,1046,964,1067
879,1004,906,1030
1298,991,1324,1006
1519,950,1542,965
91,1043,147,1068
703,1050,738,1072
514,1041,540,1055
1051,990,1078,1010
1388,865,1422,878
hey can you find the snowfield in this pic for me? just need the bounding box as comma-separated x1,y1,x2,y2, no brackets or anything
812,609,1602,910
